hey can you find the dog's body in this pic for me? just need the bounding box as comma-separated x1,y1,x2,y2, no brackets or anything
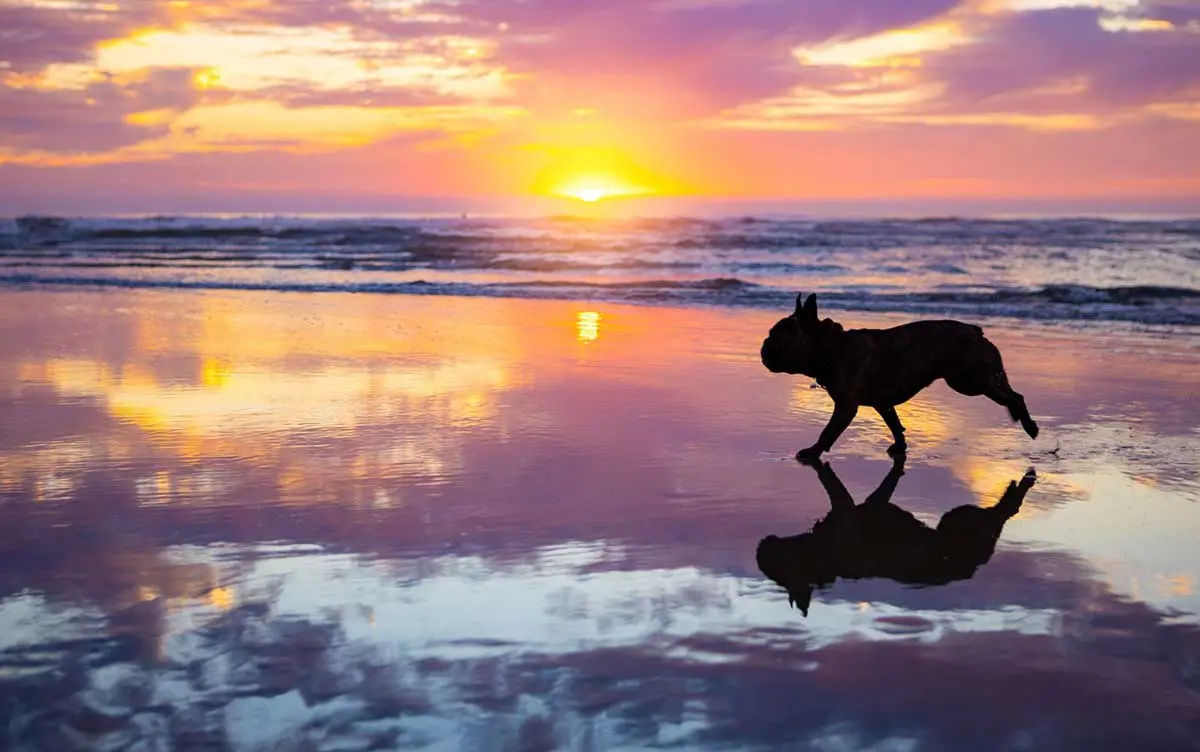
761,293,1038,459
755,458,1036,615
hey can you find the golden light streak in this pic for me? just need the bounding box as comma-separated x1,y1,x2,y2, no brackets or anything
708,85,942,131
170,101,520,148
88,24,510,98
987,0,1139,12
124,108,179,128
794,22,969,68
576,311,602,342
881,112,1104,131
1098,17,1175,32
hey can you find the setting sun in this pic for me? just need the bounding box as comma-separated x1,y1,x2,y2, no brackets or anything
529,143,667,206
572,188,608,203
555,175,649,204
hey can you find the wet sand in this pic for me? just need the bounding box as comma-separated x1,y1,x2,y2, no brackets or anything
1,288,1198,750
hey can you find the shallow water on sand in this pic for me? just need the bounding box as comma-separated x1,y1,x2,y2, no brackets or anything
1,289,1198,750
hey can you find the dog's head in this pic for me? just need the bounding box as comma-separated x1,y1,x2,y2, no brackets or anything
755,534,822,616
760,293,839,376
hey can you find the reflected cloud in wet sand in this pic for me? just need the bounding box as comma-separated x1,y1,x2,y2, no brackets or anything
1,292,531,510
0,289,1199,750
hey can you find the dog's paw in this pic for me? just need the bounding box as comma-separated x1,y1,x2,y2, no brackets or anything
886,442,908,457
795,446,824,464
1022,419,1039,440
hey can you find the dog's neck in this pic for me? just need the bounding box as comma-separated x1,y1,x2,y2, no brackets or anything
808,318,847,387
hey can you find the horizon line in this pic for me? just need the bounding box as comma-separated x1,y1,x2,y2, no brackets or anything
6,194,1200,222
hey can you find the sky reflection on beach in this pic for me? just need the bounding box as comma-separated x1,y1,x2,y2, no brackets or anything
0,289,1198,749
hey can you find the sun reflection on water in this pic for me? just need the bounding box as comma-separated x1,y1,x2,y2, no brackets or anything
576,310,602,342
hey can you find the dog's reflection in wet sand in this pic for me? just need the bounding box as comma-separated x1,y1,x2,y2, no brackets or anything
756,456,1036,615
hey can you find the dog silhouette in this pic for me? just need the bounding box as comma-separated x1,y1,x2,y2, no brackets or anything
756,456,1036,615
761,293,1039,459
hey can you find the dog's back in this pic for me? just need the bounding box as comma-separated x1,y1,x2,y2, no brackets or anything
840,320,1005,408
860,319,983,348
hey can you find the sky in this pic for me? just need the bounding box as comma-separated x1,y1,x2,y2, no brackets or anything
0,0,1198,215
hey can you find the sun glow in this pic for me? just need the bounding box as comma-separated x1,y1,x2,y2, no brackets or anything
555,176,648,203
532,143,664,204
573,188,607,203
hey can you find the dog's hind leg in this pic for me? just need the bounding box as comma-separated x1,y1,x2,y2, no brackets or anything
943,467,1035,533
875,406,907,456
984,372,1039,440
935,470,1035,573
945,347,1039,440
993,467,1037,516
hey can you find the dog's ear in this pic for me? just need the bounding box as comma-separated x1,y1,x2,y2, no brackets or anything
796,293,819,328
788,584,814,617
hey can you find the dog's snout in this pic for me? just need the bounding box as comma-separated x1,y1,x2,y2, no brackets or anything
761,338,781,372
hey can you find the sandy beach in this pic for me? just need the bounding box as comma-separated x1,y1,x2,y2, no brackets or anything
1,286,1198,750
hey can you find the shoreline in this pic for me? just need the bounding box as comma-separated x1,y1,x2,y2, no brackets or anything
4,281,1200,346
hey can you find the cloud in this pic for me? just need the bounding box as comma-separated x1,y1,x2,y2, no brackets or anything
1,0,970,122
0,100,525,168
927,6,1200,115
0,2,155,73
0,4,521,163
0,0,972,165
164,100,524,151
83,24,512,101
0,67,200,154
708,2,1200,131
438,0,965,117
1140,0,1200,27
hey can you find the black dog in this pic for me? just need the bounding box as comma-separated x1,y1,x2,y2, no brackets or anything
761,293,1039,459
756,457,1037,615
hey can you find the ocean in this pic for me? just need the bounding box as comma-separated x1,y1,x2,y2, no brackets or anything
4,213,1199,330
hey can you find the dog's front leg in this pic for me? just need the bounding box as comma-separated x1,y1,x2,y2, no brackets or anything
796,402,859,460
875,406,907,456
811,460,855,512
864,452,906,506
